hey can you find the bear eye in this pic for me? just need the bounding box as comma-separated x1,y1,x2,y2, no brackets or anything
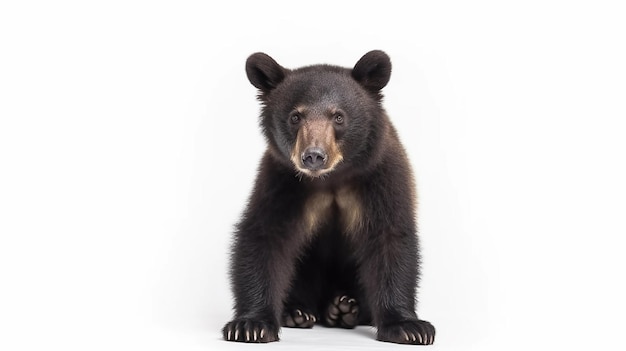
334,114,344,124
290,114,301,124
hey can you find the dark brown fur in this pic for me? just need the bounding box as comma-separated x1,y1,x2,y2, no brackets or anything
222,51,435,344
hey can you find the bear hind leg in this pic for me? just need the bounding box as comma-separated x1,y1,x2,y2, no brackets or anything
323,294,360,328
282,308,316,328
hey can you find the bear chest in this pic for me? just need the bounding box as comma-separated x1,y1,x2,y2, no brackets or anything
302,187,363,236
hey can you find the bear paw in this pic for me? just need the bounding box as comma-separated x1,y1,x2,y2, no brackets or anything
377,319,435,345
222,319,279,343
282,308,316,328
324,295,359,328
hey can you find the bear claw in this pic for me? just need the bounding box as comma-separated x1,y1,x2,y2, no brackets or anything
223,319,278,343
377,319,435,345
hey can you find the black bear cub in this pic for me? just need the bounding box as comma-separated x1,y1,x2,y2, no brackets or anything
222,51,435,345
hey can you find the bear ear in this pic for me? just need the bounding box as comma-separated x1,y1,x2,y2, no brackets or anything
352,50,392,92
246,52,287,92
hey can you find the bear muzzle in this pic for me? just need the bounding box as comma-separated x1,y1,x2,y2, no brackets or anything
290,118,343,178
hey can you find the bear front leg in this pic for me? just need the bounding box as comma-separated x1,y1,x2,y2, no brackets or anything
223,230,305,343
354,229,435,345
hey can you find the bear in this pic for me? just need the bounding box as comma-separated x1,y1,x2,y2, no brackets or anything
222,50,435,345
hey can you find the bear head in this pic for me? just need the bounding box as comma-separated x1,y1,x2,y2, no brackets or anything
246,50,392,179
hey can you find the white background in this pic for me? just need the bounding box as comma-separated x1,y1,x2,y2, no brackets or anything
1,1,625,350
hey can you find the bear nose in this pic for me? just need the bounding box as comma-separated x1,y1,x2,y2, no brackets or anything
301,147,327,170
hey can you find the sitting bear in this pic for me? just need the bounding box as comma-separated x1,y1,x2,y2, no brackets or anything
222,50,435,345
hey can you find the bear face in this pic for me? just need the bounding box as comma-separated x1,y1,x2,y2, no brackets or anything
246,51,392,179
